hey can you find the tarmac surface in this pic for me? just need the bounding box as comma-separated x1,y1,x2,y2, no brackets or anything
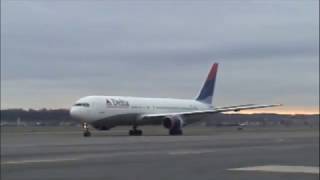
1,126,319,180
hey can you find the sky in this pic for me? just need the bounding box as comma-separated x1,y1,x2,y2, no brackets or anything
1,0,319,114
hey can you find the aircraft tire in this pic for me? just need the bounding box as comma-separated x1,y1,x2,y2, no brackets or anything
83,131,91,137
129,129,143,136
137,130,143,136
169,129,183,136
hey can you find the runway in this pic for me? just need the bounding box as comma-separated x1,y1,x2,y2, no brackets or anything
1,126,319,180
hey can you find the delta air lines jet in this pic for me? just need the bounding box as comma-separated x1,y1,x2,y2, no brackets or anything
70,63,281,136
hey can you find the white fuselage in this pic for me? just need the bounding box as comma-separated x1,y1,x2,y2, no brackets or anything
69,63,280,136
70,96,211,123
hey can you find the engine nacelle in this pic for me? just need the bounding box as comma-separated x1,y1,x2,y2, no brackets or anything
162,116,184,130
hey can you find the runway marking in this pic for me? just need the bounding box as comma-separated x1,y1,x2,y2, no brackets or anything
275,138,285,142
229,165,319,174
2,149,216,165
168,149,215,155
2,158,80,165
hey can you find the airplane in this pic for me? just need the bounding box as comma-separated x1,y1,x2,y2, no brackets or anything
70,63,281,137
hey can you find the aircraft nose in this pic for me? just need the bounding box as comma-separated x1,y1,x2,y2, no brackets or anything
70,106,90,121
70,107,82,120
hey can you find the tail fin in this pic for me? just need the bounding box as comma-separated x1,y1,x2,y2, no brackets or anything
196,63,219,104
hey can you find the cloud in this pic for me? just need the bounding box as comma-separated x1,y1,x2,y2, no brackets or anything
1,0,318,110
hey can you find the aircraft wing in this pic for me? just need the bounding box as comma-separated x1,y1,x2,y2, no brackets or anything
141,104,282,120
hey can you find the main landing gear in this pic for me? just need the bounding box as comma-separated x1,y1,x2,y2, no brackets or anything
83,122,91,137
129,125,143,136
169,129,183,135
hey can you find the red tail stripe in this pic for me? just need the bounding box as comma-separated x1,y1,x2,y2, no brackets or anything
207,63,219,80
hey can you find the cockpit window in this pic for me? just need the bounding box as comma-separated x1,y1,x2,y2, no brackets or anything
73,103,90,107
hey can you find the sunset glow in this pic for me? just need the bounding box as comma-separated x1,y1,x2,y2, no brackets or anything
226,106,320,115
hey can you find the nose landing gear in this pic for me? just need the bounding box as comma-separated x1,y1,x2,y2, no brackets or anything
129,125,143,136
82,122,91,137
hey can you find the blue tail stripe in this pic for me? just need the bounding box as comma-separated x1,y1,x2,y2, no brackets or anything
197,79,216,100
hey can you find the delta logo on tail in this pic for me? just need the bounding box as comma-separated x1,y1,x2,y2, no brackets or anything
196,63,218,104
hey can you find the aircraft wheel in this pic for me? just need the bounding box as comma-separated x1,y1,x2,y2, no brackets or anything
169,129,183,136
83,130,91,137
129,129,143,136
129,130,134,136
137,130,143,136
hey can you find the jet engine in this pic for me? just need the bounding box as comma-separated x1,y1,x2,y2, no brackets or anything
162,116,184,130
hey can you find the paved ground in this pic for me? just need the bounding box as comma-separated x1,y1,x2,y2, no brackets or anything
1,126,319,180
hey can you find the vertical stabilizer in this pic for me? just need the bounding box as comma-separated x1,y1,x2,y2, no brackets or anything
196,63,219,104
